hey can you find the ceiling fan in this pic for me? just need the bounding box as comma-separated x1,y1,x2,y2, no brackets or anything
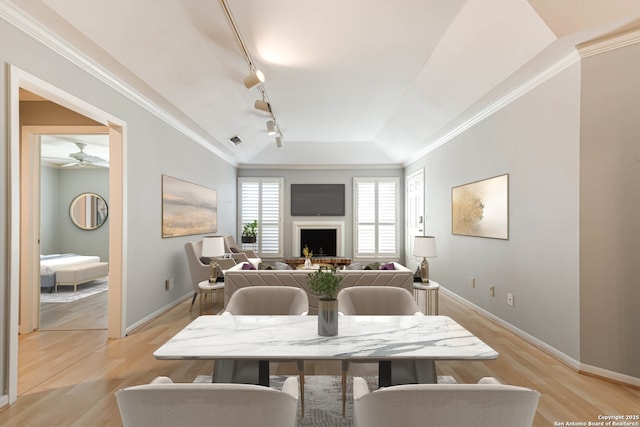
62,142,109,168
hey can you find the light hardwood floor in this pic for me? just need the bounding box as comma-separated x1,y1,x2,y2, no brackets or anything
2,292,638,426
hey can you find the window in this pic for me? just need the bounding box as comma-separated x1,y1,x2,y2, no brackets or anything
238,178,283,257
354,177,399,258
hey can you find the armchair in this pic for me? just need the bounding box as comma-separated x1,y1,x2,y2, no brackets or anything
184,241,235,313
224,235,258,258
337,287,433,416
116,376,298,427
213,286,308,416
352,376,540,427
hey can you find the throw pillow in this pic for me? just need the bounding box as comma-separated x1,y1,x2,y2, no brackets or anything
346,262,363,270
274,261,293,270
380,262,395,270
241,262,256,270
364,262,380,270
258,263,273,270
199,256,211,265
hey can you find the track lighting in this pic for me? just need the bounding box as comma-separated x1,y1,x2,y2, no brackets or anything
254,99,272,113
275,136,283,148
266,120,276,136
243,69,265,89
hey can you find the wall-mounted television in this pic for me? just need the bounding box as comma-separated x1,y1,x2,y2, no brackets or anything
291,184,345,216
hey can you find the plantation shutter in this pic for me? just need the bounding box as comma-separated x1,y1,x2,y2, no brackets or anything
354,178,399,258
238,178,283,256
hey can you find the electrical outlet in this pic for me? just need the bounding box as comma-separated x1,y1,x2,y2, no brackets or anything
507,292,514,306
470,277,475,288
489,286,495,297
165,278,174,291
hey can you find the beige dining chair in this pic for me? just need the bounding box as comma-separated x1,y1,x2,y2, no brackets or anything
212,286,309,416
337,286,433,416
352,376,540,427
116,375,299,427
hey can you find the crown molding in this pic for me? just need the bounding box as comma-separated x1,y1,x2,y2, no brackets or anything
0,1,237,167
237,163,404,170
577,26,640,58
405,50,580,167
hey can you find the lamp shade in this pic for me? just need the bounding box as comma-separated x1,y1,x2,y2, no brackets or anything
413,236,436,258
201,236,225,258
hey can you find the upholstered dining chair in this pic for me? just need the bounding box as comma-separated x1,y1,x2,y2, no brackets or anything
116,375,299,427
337,286,431,416
212,286,309,416
184,241,236,313
352,376,540,427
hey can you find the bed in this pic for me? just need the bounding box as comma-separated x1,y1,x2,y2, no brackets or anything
40,253,103,292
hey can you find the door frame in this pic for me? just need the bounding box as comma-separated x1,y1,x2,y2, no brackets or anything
8,65,127,403
405,168,425,272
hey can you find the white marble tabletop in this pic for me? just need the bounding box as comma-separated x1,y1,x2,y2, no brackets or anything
153,315,498,362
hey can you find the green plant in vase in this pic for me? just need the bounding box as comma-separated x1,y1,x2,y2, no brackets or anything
241,220,258,243
308,267,343,336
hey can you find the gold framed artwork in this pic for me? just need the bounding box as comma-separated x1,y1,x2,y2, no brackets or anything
162,175,217,238
452,174,509,240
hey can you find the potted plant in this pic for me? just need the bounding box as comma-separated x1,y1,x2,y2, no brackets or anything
241,220,258,244
307,267,343,336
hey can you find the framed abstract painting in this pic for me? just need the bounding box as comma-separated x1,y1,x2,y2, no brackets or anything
452,174,509,240
162,175,217,238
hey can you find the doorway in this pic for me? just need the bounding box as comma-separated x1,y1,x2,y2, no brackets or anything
405,168,425,271
39,132,110,331
8,65,126,404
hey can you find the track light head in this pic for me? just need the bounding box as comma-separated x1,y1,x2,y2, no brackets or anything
275,136,283,148
244,69,265,89
254,99,272,113
266,120,276,136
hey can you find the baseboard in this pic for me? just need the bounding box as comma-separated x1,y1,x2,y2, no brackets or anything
579,364,640,389
0,394,8,409
438,287,582,368
125,293,192,335
441,287,640,388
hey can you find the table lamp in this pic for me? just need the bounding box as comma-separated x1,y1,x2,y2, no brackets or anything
413,236,437,283
201,236,225,283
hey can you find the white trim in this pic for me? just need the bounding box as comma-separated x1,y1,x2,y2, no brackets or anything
578,363,640,388
0,395,8,408
8,64,128,404
439,287,581,371
126,294,191,335
0,1,236,167
407,51,580,166
578,27,640,59
292,221,345,257
238,163,403,170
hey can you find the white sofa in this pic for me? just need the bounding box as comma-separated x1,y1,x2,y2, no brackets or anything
224,262,413,314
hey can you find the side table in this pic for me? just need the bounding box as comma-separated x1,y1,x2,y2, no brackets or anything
198,279,225,315
413,280,440,315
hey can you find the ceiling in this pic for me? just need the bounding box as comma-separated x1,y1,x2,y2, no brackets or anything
7,0,640,167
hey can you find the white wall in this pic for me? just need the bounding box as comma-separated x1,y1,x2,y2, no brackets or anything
406,63,582,360
0,12,238,396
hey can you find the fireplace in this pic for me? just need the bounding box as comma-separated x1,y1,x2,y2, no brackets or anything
292,221,344,257
300,229,337,257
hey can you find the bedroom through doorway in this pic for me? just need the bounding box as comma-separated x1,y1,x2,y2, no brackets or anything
39,132,110,331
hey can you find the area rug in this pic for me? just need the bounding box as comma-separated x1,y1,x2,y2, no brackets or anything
40,279,108,303
194,374,456,426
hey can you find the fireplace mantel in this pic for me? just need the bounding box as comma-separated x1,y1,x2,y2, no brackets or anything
292,221,344,257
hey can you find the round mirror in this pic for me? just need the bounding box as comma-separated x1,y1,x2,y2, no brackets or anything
69,193,108,230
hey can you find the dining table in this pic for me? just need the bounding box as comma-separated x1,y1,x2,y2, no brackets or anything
154,314,498,387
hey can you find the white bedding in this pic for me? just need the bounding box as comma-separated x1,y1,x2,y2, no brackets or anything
40,254,101,275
